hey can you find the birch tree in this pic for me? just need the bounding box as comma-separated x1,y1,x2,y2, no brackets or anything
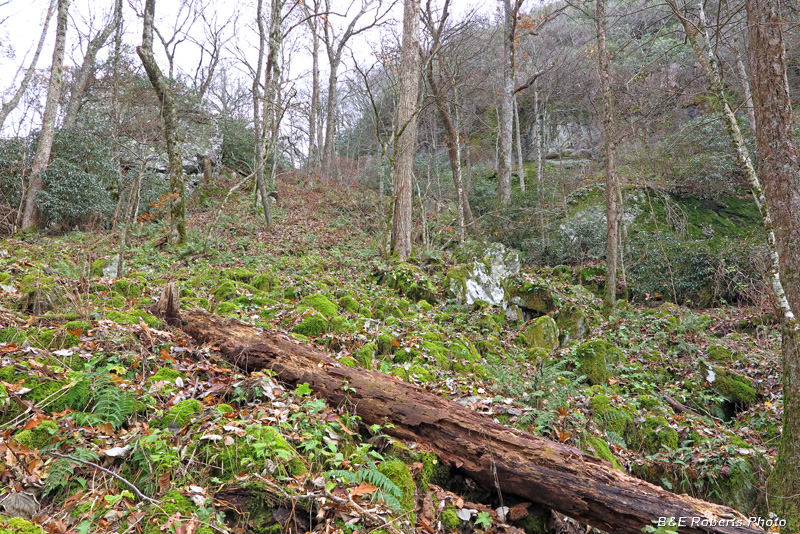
497,0,523,204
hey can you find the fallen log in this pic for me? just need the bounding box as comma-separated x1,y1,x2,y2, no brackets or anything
173,307,764,534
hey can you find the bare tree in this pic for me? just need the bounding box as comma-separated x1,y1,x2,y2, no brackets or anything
745,0,800,525
137,0,186,244
0,0,56,131
596,0,620,313
19,0,69,232
390,0,420,259
321,0,394,182
62,0,122,130
302,0,323,180
497,0,523,204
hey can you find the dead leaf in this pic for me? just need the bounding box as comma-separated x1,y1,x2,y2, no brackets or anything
348,482,378,497
158,472,171,495
23,414,50,430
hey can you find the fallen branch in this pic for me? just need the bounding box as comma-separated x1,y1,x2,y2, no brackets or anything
48,452,160,505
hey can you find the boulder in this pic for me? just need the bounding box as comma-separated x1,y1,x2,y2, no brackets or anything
447,242,521,306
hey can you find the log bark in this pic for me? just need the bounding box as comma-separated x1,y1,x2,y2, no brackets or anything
173,308,763,534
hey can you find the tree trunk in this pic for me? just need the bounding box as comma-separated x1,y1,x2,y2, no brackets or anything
253,0,268,224
62,0,121,130
171,308,765,534
514,95,525,193
306,1,321,181
137,0,186,244
425,49,465,242
19,0,69,232
390,0,420,260
745,0,800,527
596,0,619,313
497,0,518,205
0,0,56,131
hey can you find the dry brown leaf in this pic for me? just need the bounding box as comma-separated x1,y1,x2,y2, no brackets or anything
348,482,378,497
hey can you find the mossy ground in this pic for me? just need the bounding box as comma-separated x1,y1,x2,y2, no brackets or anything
0,175,782,532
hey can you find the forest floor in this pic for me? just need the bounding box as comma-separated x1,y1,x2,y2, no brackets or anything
0,175,784,534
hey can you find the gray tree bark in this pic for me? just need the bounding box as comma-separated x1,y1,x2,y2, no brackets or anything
745,0,800,527
596,0,620,313
497,0,521,204
137,0,186,244
19,0,69,232
390,0,420,260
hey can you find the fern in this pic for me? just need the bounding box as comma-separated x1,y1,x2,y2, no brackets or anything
91,374,134,429
326,467,404,512
43,448,99,496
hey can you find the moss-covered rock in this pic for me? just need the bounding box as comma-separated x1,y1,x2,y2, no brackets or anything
589,394,632,436
293,313,328,337
377,333,395,355
13,419,59,449
574,340,620,385
703,364,757,409
339,356,358,367
113,279,142,297
106,309,162,328
378,459,416,514
214,281,238,301
356,342,376,368
63,320,91,334
629,415,679,454
161,399,203,428
34,328,79,350
417,299,433,311
89,258,108,278
222,268,255,282
516,315,559,351
375,261,437,303
252,272,279,292
339,295,360,313
440,507,462,531
409,364,435,383
707,344,734,362
0,516,45,534
149,367,185,383
301,294,338,318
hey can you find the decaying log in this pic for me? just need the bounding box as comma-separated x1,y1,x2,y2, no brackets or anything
173,308,764,534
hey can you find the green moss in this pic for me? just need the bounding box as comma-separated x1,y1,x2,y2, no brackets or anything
223,268,255,282
440,507,462,531
589,394,632,435
149,368,185,383
339,356,358,367
377,333,395,355
517,316,559,350
574,340,620,385
356,343,376,368
63,320,91,334
409,365,435,383
629,416,679,454
0,327,26,344
293,313,328,337
0,517,45,534
105,309,162,328
215,301,238,315
707,344,734,362
582,434,622,469
329,316,345,332
214,281,238,301
34,328,79,350
13,419,59,449
417,299,433,311
0,273,10,284
339,295,359,313
301,294,338,318
216,403,234,414
89,259,109,278
252,272,279,292
108,294,126,308
391,367,410,382
113,279,142,297
378,459,416,514
712,368,757,408
638,394,661,411
161,399,203,428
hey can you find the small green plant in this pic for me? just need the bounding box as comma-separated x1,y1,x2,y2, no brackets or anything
326,467,404,512
475,511,493,529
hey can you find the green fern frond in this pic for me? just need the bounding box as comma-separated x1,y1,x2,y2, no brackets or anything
43,448,99,496
91,374,134,429
326,467,404,512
